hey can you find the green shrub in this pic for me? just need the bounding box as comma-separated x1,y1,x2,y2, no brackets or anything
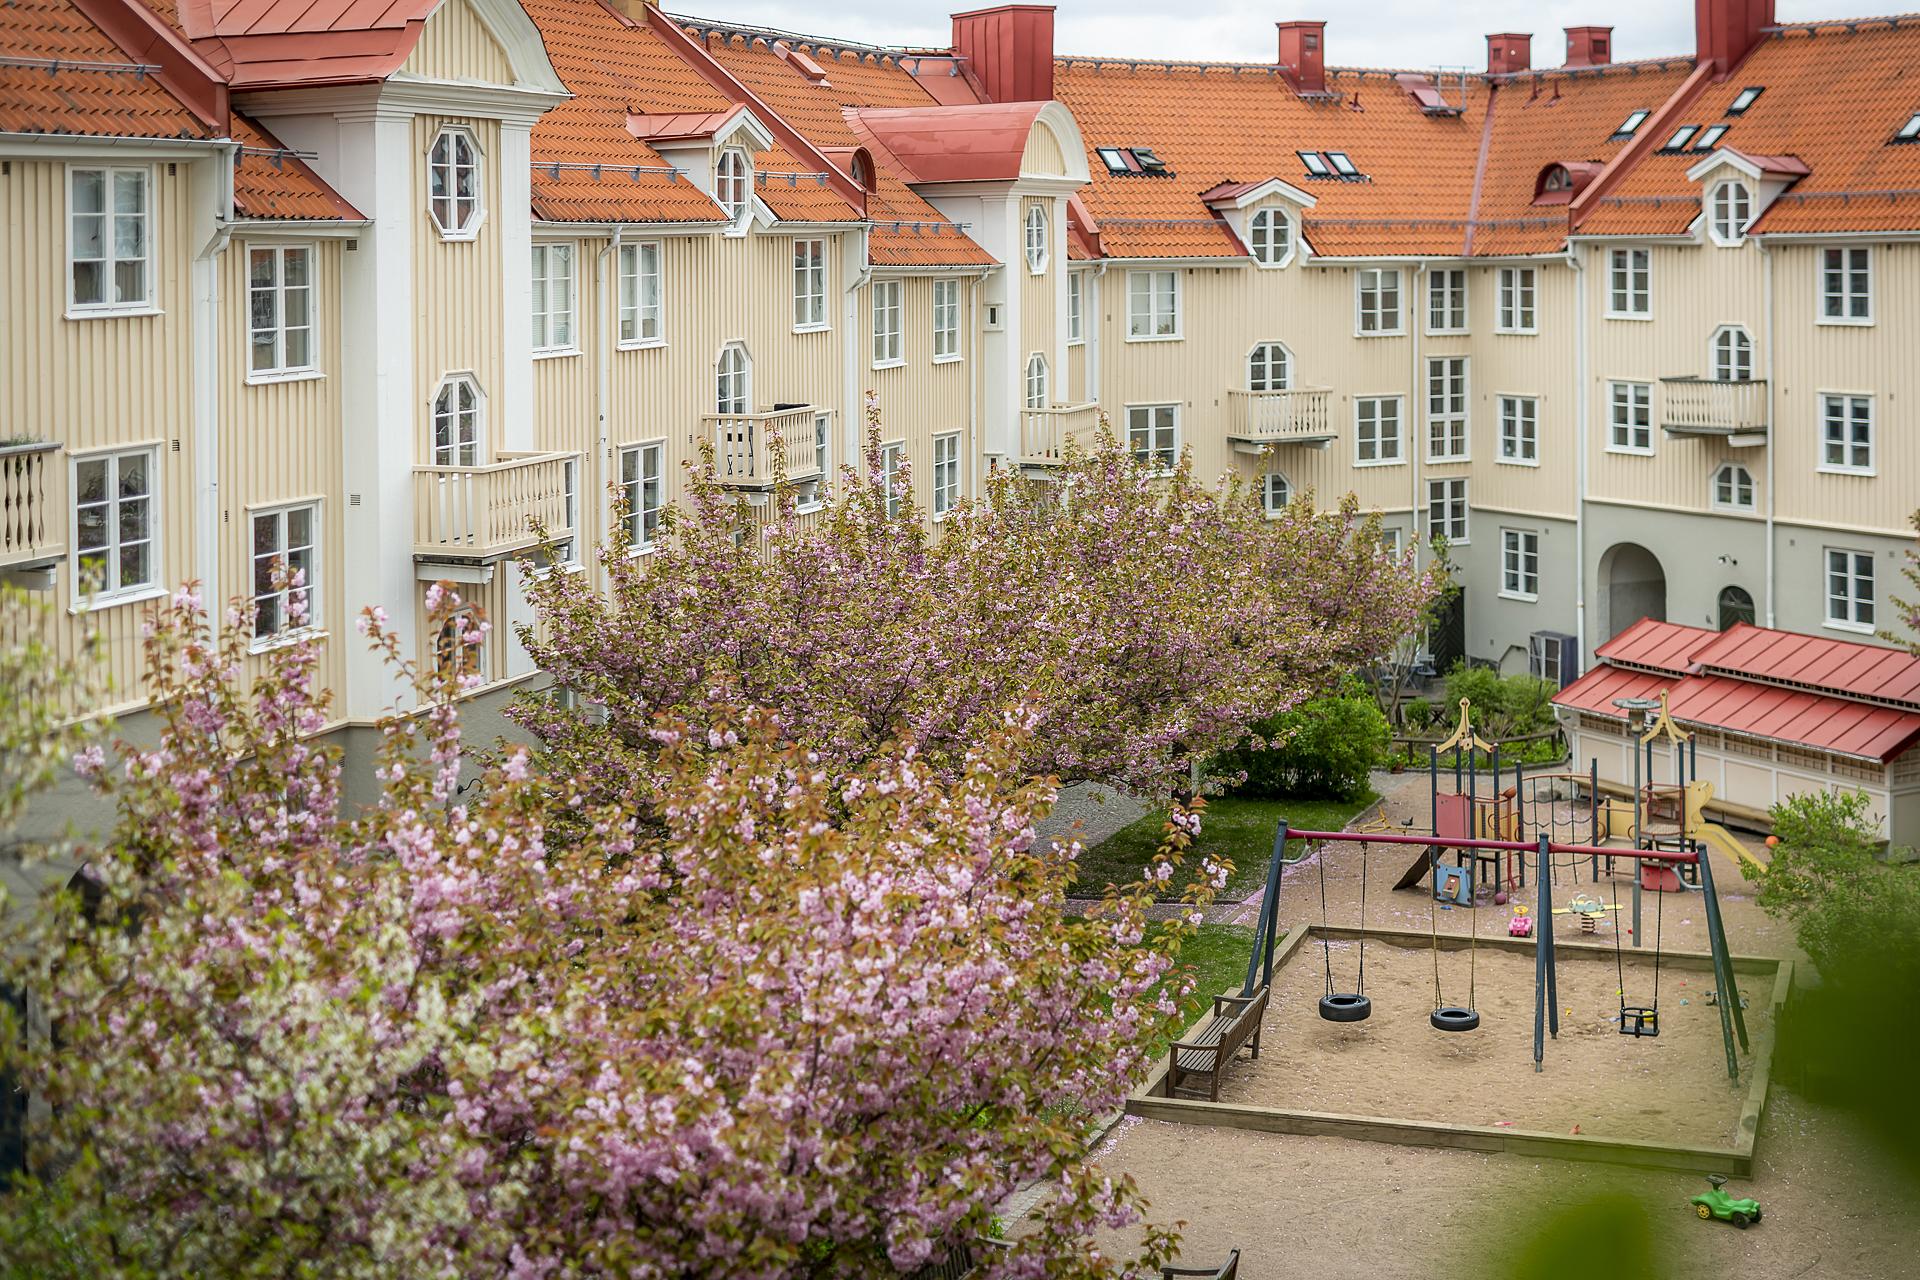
1440,665,1558,737
1218,682,1389,802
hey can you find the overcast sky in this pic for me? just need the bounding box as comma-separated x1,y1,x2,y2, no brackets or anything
688,1,1846,67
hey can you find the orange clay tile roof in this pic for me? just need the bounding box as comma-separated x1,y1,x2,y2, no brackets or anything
231,112,364,219
0,0,215,138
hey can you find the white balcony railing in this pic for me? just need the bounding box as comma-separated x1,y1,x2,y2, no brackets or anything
0,441,64,572
1660,377,1769,445
413,451,580,560
1224,387,1335,447
704,406,823,489
1017,402,1101,467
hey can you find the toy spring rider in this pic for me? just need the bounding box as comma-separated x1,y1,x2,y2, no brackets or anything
1507,904,1534,938
1690,1174,1761,1228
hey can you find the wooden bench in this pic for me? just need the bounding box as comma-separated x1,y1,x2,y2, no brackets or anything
1167,988,1268,1102
1163,1250,1241,1279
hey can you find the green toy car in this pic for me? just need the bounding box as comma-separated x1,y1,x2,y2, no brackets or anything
1690,1174,1762,1228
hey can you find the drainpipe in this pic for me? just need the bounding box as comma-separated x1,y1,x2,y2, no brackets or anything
192,140,238,643
1410,260,1425,596
599,226,624,556
967,272,980,497
1089,260,1107,407
844,225,874,472
1570,243,1589,658
1760,239,1776,628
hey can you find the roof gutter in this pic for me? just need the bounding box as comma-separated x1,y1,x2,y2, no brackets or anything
1569,59,1717,230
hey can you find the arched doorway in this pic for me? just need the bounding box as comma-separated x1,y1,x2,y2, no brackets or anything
1718,585,1756,630
1599,542,1667,641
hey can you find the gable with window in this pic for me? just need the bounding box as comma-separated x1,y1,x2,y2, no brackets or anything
1127,404,1177,470
1126,270,1180,339
1248,342,1291,392
932,432,960,517
1607,380,1652,453
1357,268,1402,334
69,165,152,312
871,281,903,367
1498,396,1537,464
531,243,576,354
933,279,960,361
1826,547,1875,630
72,447,156,602
1607,248,1650,317
428,128,482,239
1024,204,1049,273
1708,179,1751,245
1426,356,1468,460
1496,267,1536,333
1249,208,1292,267
1712,463,1755,511
251,502,318,641
1820,394,1873,473
1501,529,1539,600
1426,477,1468,544
793,238,827,330
1427,269,1466,332
618,241,663,345
1711,325,1753,382
1820,247,1871,324
620,442,664,548
247,244,315,377
1355,396,1403,465
432,376,482,466
715,147,750,219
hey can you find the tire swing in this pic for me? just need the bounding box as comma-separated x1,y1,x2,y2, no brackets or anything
1614,857,1665,1038
1316,838,1371,1023
1428,848,1480,1032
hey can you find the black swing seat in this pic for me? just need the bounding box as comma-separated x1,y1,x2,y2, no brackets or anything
1619,1005,1659,1038
1431,1005,1480,1032
1318,993,1372,1023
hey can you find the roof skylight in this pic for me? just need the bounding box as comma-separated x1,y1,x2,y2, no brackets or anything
1895,112,1920,144
1694,124,1729,151
1094,146,1172,176
1299,150,1331,177
1096,146,1131,173
1326,151,1360,178
1611,110,1650,140
1661,124,1699,152
1131,147,1168,175
1727,86,1764,115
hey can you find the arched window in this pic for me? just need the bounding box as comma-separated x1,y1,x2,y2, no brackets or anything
1024,353,1049,409
1711,325,1753,382
1709,179,1751,245
1711,462,1755,510
1249,209,1292,266
428,128,482,237
716,343,750,414
1541,165,1573,193
715,148,750,218
1024,204,1049,274
1718,584,1756,630
1248,342,1292,392
1263,471,1292,516
432,376,481,466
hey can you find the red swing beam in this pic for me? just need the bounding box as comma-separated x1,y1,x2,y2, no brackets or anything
1279,829,1698,864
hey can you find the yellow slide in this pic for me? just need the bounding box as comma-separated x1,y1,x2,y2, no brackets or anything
1685,782,1766,877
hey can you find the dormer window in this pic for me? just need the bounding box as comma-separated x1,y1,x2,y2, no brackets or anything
1299,151,1331,178
1249,208,1292,266
1661,125,1699,153
715,147,750,218
1727,86,1763,115
851,151,871,188
1611,110,1649,140
428,128,482,239
1895,111,1920,144
1708,179,1751,245
1024,204,1049,274
1694,124,1729,151
1542,166,1572,193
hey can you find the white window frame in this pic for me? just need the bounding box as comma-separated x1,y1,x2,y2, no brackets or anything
67,164,155,315
793,238,828,331
1354,396,1403,466
1500,528,1540,601
617,241,663,347
1819,246,1872,326
1498,395,1538,465
808,413,832,501
427,127,484,240
715,147,750,220
1248,208,1293,267
1426,268,1467,334
530,242,577,356
1247,341,1291,392
1067,271,1085,344
1426,477,1469,545
1126,403,1178,472
1356,267,1404,336
1024,204,1049,274
1606,380,1653,455
431,375,483,466
69,444,160,606
1426,356,1469,462
716,343,751,415
932,431,960,518
245,243,318,381
1606,247,1651,319
619,440,665,551
1824,547,1876,632
1818,392,1875,475
1262,471,1292,517
1126,270,1181,341
249,500,320,647
1707,179,1751,246
880,441,905,518
433,603,487,684
1711,462,1755,512
1024,352,1049,409
1495,266,1537,334
871,280,904,368
1710,325,1753,382
932,278,961,362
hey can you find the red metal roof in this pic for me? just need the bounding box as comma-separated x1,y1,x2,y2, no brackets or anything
1593,617,1718,676
845,100,1050,184
1691,622,1920,709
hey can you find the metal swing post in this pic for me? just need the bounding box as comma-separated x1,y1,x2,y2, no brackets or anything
1244,820,1291,997
1632,725,1645,950
1534,836,1554,1071
1589,758,1600,879
1695,842,1748,1076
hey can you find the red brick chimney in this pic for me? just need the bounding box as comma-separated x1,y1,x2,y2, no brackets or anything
1695,0,1774,77
951,5,1055,103
1486,32,1531,77
1276,20,1327,96
1564,26,1613,67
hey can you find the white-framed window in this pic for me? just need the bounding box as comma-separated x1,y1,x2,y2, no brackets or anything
1427,477,1468,545
1248,342,1291,391
1355,396,1403,465
715,147,750,219
793,238,827,330
813,412,831,482
1607,380,1652,454
1496,266,1536,333
871,280,903,367
1126,270,1180,339
432,376,482,466
251,502,318,642
1024,353,1049,409
1427,268,1466,333
1500,528,1539,600
1711,462,1755,511
530,242,576,354
1820,247,1871,324
1607,248,1651,317
1357,268,1403,335
1426,356,1468,461
246,244,315,377
932,279,960,361
617,241,662,346
434,604,486,683
68,165,152,312
1067,272,1086,344
1708,179,1751,245
716,343,750,414
555,457,578,565
427,128,482,239
1127,404,1177,470
1819,393,1874,473
1498,396,1538,464
619,441,664,548
1249,208,1292,266
1262,471,1292,517
1024,204,1049,273
71,446,157,602
932,432,960,517
1710,325,1753,382
880,441,905,518
1825,548,1875,630
1377,526,1404,558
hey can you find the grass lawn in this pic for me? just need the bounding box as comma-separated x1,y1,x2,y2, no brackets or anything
1073,793,1377,902
1140,922,1258,1069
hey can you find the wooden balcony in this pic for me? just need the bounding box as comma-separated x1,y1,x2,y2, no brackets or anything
0,441,65,579
705,406,823,490
413,450,580,562
1016,402,1101,468
1660,377,1769,447
1224,387,1335,451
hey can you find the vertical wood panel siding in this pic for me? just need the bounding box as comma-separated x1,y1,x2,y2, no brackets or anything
400,0,517,85
863,274,973,514
1018,196,1056,392
1469,262,1576,518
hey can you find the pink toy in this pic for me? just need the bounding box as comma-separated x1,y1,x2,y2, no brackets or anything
1508,904,1534,938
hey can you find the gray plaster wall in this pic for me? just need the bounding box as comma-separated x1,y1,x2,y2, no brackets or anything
1452,510,1578,674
